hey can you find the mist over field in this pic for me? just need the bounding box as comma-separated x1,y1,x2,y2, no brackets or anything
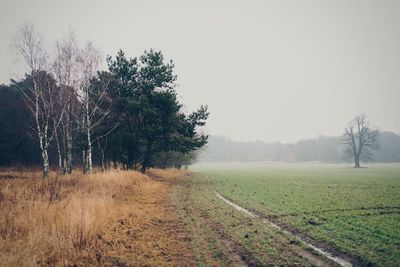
199,132,400,163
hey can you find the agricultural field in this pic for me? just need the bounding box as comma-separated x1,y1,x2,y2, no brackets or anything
1,164,399,266
183,163,400,266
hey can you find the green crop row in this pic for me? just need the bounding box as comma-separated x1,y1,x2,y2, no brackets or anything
192,163,400,266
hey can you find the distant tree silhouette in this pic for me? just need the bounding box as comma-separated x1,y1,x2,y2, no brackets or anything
343,114,380,168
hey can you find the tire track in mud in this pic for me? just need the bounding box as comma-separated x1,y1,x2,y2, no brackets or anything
215,191,356,267
177,180,263,267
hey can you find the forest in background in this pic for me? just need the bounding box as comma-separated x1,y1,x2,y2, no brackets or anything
199,133,400,163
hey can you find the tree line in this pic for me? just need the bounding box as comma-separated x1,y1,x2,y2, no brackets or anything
0,24,208,177
199,129,399,165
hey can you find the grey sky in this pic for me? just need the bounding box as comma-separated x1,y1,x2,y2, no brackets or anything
1,0,399,142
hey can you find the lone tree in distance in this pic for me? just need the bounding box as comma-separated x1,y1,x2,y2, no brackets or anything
343,114,380,168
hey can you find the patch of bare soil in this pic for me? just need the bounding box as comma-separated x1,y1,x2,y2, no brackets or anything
101,171,196,266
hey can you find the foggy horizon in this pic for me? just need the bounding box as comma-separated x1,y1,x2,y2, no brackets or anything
1,0,399,143
206,129,400,145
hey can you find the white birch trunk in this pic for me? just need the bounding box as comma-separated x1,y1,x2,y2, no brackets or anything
66,113,73,174
82,149,87,174
86,94,93,174
54,131,63,174
42,146,49,178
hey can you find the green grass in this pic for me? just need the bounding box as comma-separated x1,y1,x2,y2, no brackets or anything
191,163,400,266
173,176,329,266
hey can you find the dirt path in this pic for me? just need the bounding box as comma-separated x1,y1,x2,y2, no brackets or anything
175,178,261,267
101,173,196,266
99,171,345,266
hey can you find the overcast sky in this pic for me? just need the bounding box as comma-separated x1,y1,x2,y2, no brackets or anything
0,0,399,142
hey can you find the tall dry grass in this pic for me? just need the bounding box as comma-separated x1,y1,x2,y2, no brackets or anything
146,168,190,181
0,169,148,266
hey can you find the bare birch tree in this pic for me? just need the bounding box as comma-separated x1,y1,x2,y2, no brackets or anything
53,34,114,175
76,43,115,174
52,33,80,174
343,114,380,168
14,23,66,178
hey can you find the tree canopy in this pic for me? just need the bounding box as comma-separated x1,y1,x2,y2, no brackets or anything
103,49,209,171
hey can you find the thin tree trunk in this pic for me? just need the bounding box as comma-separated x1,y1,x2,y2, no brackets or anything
87,134,92,174
42,146,49,178
104,136,109,170
38,134,49,179
43,122,50,178
63,154,67,174
141,140,153,173
33,81,49,179
82,149,87,174
97,140,106,172
100,151,105,172
161,153,167,169
86,99,92,174
66,119,73,174
55,130,63,174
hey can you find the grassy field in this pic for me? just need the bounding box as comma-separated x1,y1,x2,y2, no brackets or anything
1,164,399,266
188,163,400,266
174,176,335,266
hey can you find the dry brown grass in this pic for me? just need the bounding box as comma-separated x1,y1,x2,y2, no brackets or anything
102,169,195,266
0,168,195,267
0,169,149,266
146,168,190,181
